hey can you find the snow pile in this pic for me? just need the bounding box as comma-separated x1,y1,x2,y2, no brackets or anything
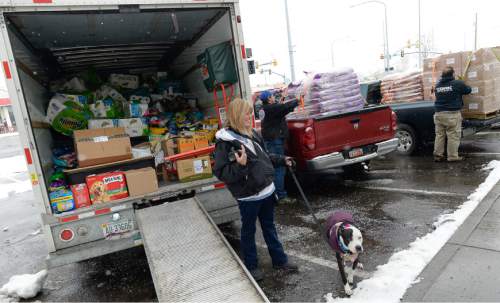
0,270,47,301
326,160,500,303
0,155,31,199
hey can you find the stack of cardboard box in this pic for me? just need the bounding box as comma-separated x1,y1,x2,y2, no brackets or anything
422,51,472,101
161,133,212,182
462,47,500,117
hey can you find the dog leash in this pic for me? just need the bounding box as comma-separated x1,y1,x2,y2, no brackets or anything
287,163,330,244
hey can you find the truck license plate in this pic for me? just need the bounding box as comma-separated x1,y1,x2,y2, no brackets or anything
348,148,364,158
101,220,134,238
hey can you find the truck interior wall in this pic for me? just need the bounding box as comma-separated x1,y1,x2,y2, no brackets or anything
169,10,240,117
18,70,53,185
7,25,53,186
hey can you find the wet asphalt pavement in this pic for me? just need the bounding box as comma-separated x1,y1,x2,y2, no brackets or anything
0,132,499,302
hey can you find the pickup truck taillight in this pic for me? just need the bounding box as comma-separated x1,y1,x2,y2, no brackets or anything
391,111,397,131
303,125,316,150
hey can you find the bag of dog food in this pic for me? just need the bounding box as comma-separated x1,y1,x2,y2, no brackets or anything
86,172,129,204
70,183,92,209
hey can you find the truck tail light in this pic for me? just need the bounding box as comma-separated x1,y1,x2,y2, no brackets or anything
303,120,316,150
391,111,397,131
60,228,75,242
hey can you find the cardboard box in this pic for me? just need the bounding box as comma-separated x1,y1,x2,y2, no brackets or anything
176,155,212,182
125,168,158,197
193,133,210,149
423,87,435,101
462,95,500,115
88,119,116,129
86,172,129,204
423,58,439,73
74,127,132,167
70,183,91,209
161,137,195,157
465,80,500,97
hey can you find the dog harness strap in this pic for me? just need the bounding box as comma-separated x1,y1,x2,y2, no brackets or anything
333,222,351,255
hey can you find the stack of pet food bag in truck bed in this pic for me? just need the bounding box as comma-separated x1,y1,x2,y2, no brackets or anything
423,47,500,118
45,71,219,215
380,70,424,104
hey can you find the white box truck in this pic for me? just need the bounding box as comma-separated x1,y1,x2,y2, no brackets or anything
0,1,266,301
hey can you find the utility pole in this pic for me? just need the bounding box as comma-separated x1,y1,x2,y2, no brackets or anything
418,0,422,68
284,0,296,82
474,12,478,51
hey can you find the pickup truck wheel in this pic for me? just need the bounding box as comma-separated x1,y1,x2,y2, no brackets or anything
396,124,417,155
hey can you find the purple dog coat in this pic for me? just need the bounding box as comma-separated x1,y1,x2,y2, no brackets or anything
325,211,355,253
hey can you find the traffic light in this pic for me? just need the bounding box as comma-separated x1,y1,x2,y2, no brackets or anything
401,50,404,57
406,39,411,48
271,59,278,66
247,60,256,74
380,54,385,60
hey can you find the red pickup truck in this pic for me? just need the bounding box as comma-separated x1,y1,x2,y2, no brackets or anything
285,105,399,171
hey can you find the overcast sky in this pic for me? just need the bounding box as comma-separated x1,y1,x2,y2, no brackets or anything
1,0,499,95
239,0,500,87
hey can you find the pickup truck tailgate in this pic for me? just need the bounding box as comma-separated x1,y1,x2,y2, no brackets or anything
314,106,394,153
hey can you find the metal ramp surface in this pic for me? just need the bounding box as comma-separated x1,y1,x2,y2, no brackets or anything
135,197,268,302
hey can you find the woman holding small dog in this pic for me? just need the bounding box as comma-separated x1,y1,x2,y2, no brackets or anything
214,98,298,281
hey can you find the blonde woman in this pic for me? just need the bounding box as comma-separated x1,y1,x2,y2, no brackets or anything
214,98,298,281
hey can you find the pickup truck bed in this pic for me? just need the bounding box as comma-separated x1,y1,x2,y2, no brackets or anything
390,100,500,155
286,104,398,171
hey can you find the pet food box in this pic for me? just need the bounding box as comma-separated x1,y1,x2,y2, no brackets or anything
86,172,129,204
49,189,75,214
74,127,132,167
70,183,91,209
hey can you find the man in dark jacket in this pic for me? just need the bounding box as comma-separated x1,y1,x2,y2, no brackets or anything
433,66,472,162
260,90,299,203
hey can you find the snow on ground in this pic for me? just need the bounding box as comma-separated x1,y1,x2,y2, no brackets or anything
0,156,27,176
0,180,32,200
0,270,47,301
0,155,31,199
325,160,500,303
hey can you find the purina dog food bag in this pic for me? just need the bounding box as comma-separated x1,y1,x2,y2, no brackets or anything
86,172,129,204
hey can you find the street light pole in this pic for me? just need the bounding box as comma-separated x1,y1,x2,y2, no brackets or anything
418,0,422,68
284,0,296,82
351,0,390,72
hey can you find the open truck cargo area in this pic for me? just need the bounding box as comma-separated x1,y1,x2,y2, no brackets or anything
0,1,266,301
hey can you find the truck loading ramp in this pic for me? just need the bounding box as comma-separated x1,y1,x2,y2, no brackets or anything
136,197,268,302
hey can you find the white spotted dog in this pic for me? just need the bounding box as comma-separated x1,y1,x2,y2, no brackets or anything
325,211,364,296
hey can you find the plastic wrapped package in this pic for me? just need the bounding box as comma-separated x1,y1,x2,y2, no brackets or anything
287,68,365,119
380,71,423,104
